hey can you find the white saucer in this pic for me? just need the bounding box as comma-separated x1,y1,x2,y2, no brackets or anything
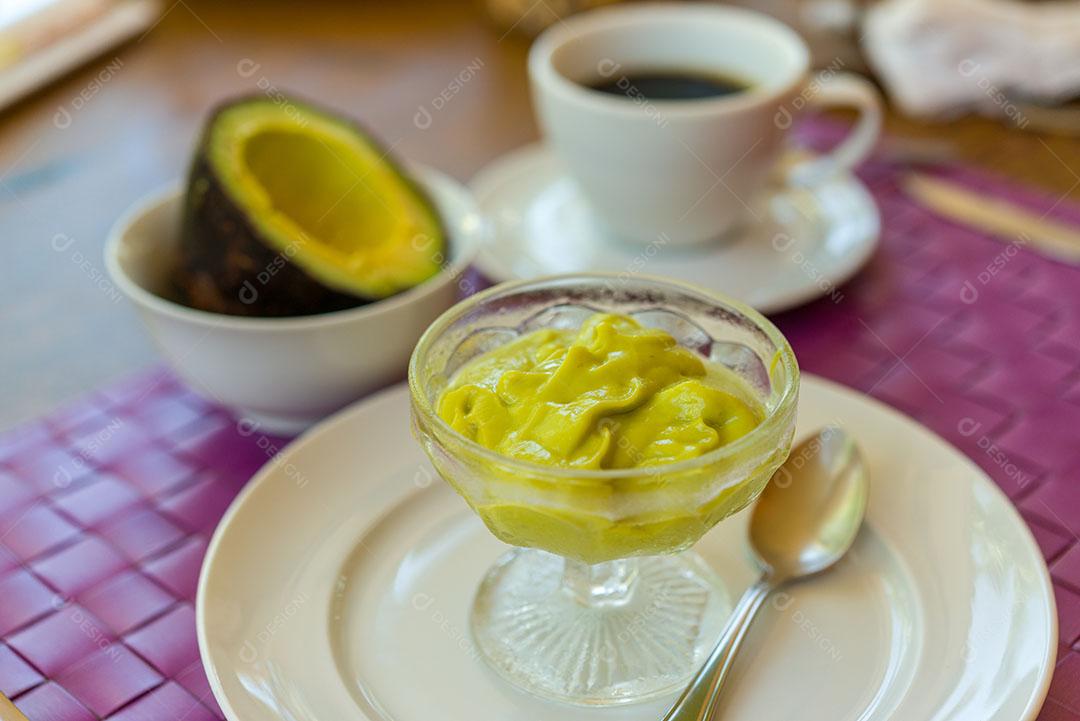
197,375,1054,721
469,144,880,314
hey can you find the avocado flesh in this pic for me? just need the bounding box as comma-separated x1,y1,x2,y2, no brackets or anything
243,131,400,256
175,97,445,317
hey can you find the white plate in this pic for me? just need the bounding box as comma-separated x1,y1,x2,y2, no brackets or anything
469,144,880,314
197,375,1055,721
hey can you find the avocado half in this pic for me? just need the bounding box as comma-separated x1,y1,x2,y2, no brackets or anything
175,96,446,317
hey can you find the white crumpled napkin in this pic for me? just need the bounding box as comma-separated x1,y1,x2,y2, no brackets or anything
862,0,1080,119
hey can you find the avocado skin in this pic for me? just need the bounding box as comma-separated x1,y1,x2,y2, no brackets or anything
174,152,369,318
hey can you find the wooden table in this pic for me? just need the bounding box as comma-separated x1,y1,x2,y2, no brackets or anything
1,0,1077,429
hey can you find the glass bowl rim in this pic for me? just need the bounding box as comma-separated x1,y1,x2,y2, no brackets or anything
407,272,800,481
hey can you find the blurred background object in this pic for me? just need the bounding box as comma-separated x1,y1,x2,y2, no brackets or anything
863,0,1080,132
722,0,869,72
485,0,624,38
0,0,159,112
0,0,114,69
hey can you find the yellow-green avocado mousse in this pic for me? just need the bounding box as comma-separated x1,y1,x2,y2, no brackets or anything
438,313,772,563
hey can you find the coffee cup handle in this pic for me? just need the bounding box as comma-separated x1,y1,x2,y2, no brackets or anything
785,71,882,187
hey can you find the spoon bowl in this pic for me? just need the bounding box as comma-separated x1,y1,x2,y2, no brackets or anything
750,427,869,581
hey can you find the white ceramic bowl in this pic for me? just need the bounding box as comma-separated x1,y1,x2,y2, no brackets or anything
105,166,484,435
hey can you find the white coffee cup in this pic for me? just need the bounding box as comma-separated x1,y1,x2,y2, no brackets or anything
528,2,881,247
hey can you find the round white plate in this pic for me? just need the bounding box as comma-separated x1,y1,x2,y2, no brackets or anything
197,375,1055,721
469,144,880,314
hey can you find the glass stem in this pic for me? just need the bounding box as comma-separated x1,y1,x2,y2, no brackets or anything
562,557,640,608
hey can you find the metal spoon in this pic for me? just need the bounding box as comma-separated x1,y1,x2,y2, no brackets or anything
663,427,869,721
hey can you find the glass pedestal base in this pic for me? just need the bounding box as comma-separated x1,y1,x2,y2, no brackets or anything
470,549,730,706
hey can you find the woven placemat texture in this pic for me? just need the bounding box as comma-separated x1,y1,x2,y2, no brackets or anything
0,373,282,721
2,129,1080,719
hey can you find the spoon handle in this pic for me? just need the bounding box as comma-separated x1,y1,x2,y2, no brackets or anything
662,576,773,721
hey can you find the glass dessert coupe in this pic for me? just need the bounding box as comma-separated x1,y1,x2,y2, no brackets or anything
408,274,799,706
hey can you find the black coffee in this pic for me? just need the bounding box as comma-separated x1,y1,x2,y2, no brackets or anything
588,71,750,101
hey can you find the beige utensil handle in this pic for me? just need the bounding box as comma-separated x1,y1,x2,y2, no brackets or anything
904,173,1080,265
0,692,30,721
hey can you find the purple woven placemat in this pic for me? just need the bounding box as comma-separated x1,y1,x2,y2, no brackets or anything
2,128,1080,719
0,373,288,721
